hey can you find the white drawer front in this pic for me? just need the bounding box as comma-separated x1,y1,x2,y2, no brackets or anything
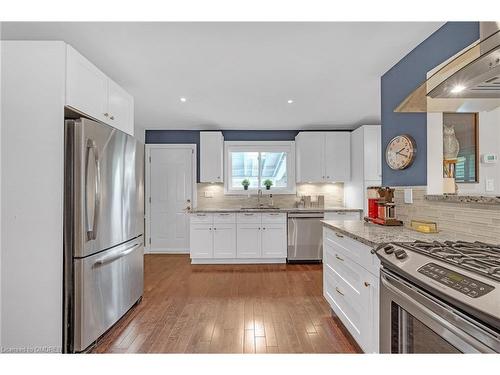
213,212,236,223
324,267,362,342
261,212,286,224
237,212,262,223
190,213,214,224
324,211,361,221
324,227,376,274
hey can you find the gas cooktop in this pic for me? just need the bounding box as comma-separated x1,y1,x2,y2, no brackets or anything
392,240,500,282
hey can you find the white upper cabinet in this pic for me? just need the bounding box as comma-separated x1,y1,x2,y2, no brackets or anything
363,125,382,181
200,131,224,182
295,132,325,182
66,45,134,135
107,79,134,136
66,45,108,124
325,132,350,182
295,131,351,183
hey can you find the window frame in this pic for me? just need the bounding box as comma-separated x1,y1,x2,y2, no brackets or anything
443,112,479,184
224,141,296,195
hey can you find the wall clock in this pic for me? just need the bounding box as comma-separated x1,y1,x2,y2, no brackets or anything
385,134,417,170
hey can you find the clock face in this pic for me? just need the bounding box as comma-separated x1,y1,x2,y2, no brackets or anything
385,135,417,170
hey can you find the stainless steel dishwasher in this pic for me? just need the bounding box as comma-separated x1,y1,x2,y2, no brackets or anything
287,211,324,263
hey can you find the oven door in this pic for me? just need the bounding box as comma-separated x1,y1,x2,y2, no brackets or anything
380,269,499,353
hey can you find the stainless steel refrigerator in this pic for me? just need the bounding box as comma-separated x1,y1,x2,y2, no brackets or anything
63,118,144,353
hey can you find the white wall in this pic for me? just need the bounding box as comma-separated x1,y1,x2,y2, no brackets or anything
1,41,65,352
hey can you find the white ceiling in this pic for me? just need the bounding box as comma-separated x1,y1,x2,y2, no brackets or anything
1,22,443,131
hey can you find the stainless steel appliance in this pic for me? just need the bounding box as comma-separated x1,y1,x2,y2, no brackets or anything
63,118,144,353
376,241,500,353
396,22,500,113
287,211,324,262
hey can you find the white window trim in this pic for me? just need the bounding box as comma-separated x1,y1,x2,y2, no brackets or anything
224,141,296,195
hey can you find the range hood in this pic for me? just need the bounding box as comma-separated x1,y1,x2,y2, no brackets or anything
395,22,500,113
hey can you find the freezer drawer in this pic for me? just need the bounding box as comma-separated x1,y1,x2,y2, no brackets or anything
73,237,144,352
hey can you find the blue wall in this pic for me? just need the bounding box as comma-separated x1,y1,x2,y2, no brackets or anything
381,22,479,186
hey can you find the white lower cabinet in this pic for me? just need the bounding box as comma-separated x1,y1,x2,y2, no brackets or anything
190,224,214,258
213,224,237,258
236,224,262,258
323,226,380,353
190,212,287,263
261,224,287,258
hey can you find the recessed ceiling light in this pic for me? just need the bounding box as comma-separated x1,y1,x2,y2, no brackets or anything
450,85,465,94
180,97,187,102
287,99,294,104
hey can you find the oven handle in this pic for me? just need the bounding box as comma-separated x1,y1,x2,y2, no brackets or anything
381,270,499,353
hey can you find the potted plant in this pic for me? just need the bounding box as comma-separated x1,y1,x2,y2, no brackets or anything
241,179,250,190
263,179,273,190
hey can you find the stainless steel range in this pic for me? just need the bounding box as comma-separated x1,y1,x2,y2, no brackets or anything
376,240,500,353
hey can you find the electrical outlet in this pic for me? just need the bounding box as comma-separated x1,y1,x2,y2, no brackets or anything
404,188,413,204
486,179,495,192
204,191,214,198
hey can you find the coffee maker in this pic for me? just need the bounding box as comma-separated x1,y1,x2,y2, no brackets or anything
364,187,403,226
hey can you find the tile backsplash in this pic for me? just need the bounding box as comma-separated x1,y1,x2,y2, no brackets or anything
196,183,344,209
394,187,500,243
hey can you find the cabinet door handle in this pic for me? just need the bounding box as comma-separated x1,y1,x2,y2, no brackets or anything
262,227,266,230
209,227,212,230
335,254,344,261
364,281,371,287
214,227,217,230
335,232,344,238
110,115,115,120
104,112,109,117
335,287,344,296
326,176,330,179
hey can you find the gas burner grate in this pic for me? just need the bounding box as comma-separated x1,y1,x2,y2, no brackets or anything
396,240,500,282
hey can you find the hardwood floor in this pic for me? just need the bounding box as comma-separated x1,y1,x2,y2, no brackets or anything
92,254,362,354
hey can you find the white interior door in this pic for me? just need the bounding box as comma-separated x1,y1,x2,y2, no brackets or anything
146,145,196,253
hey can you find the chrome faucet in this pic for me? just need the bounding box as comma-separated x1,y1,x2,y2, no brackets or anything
257,189,263,207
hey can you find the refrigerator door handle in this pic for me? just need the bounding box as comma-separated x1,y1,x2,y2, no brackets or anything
85,139,101,241
93,243,142,266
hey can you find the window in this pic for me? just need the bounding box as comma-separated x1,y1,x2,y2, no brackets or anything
443,113,478,183
224,141,296,194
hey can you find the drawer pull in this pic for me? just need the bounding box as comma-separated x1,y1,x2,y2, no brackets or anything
337,212,346,215
197,214,206,217
268,213,280,216
244,213,254,216
335,232,344,238
335,287,344,296
335,254,344,261
219,213,231,216
364,281,371,287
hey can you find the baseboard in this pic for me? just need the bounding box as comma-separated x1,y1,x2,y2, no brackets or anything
190,258,287,264
146,248,190,254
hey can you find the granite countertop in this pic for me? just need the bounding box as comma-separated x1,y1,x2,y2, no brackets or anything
321,220,489,248
189,207,363,213
425,194,500,205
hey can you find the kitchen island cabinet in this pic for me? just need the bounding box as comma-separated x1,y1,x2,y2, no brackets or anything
322,222,380,353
